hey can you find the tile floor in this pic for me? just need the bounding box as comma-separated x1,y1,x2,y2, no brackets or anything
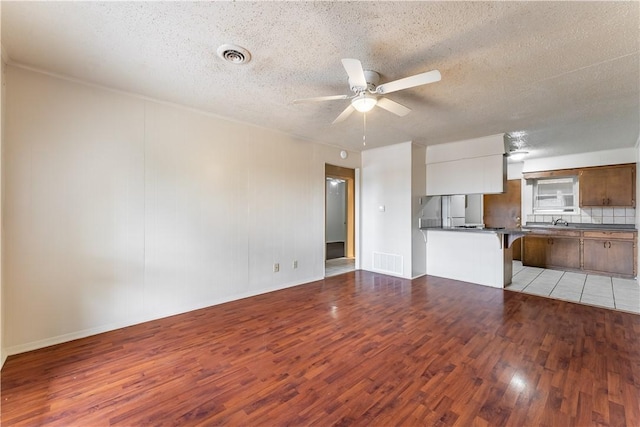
323,258,640,314
325,257,356,277
507,261,640,314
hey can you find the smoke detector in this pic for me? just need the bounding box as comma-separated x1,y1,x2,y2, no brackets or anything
217,44,251,64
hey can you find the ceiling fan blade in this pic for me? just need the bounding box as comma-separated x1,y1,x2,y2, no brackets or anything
293,94,349,104
376,70,441,94
341,58,367,90
332,104,355,124
376,97,411,117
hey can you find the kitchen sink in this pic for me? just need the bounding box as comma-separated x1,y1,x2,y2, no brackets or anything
523,223,577,229
523,222,635,231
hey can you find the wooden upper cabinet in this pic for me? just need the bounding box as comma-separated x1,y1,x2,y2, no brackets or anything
606,165,635,206
579,164,635,207
579,168,607,206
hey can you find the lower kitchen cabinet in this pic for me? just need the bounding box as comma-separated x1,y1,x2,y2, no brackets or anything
548,237,582,270
523,236,581,270
582,231,636,277
522,236,547,267
523,229,637,278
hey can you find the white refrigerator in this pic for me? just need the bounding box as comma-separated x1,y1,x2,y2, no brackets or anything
449,195,466,226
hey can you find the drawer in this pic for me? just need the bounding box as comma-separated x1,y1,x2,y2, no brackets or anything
582,231,636,240
526,229,581,238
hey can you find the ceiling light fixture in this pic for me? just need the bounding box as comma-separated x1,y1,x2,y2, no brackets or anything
509,150,529,161
351,93,377,112
506,130,529,161
508,130,527,139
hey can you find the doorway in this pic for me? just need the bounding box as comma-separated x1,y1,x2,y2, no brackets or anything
325,164,356,276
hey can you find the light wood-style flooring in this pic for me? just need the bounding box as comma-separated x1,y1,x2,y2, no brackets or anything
2,271,640,426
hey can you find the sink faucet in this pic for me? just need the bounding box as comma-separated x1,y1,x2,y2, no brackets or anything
552,217,569,226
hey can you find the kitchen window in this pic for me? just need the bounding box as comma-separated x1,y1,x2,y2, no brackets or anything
533,176,579,214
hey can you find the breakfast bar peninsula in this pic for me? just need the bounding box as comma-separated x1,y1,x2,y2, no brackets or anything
422,226,528,288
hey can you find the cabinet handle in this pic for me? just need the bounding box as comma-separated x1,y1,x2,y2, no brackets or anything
602,198,606,205
608,241,611,249
604,241,607,248
607,198,611,205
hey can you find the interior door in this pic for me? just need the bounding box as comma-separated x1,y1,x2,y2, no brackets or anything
483,179,522,260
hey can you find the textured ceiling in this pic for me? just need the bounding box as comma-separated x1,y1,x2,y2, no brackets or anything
2,1,639,158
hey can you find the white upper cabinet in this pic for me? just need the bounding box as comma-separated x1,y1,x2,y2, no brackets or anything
426,134,506,195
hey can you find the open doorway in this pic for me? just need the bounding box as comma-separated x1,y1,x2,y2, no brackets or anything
325,164,356,277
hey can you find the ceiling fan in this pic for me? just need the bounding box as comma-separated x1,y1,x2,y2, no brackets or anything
294,58,441,124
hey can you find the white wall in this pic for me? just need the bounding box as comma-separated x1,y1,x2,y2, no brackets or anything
361,142,412,278
411,144,426,278
523,148,636,173
3,65,361,355
325,180,346,243
507,162,524,180
0,1,5,368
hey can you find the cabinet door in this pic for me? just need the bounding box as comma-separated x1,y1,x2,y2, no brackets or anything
580,165,636,207
583,239,608,273
606,166,635,207
523,236,547,267
607,240,634,276
547,237,581,269
584,239,634,276
580,169,607,206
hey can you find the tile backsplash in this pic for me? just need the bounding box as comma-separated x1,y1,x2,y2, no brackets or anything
527,207,635,225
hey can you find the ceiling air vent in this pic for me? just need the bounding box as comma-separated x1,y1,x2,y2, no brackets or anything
217,44,251,64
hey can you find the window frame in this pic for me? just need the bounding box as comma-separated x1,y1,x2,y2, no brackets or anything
532,176,580,215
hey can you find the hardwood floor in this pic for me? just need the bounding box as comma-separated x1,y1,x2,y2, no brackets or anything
3,271,640,426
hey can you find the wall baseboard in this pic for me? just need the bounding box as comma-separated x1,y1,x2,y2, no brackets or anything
5,276,324,357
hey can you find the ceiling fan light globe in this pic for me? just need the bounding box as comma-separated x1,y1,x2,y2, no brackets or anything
351,95,377,112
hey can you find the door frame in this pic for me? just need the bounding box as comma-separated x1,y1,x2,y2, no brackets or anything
325,164,356,259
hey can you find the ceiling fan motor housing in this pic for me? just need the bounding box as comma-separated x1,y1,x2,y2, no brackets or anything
350,70,380,92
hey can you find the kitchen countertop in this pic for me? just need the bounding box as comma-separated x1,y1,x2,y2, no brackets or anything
420,226,527,234
523,222,636,232
421,223,636,232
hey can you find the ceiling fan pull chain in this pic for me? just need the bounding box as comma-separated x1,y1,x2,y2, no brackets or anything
363,112,367,146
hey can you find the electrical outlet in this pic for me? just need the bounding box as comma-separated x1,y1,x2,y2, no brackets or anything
273,263,280,273
293,260,298,269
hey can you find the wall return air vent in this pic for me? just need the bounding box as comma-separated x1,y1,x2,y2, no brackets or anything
372,252,403,276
